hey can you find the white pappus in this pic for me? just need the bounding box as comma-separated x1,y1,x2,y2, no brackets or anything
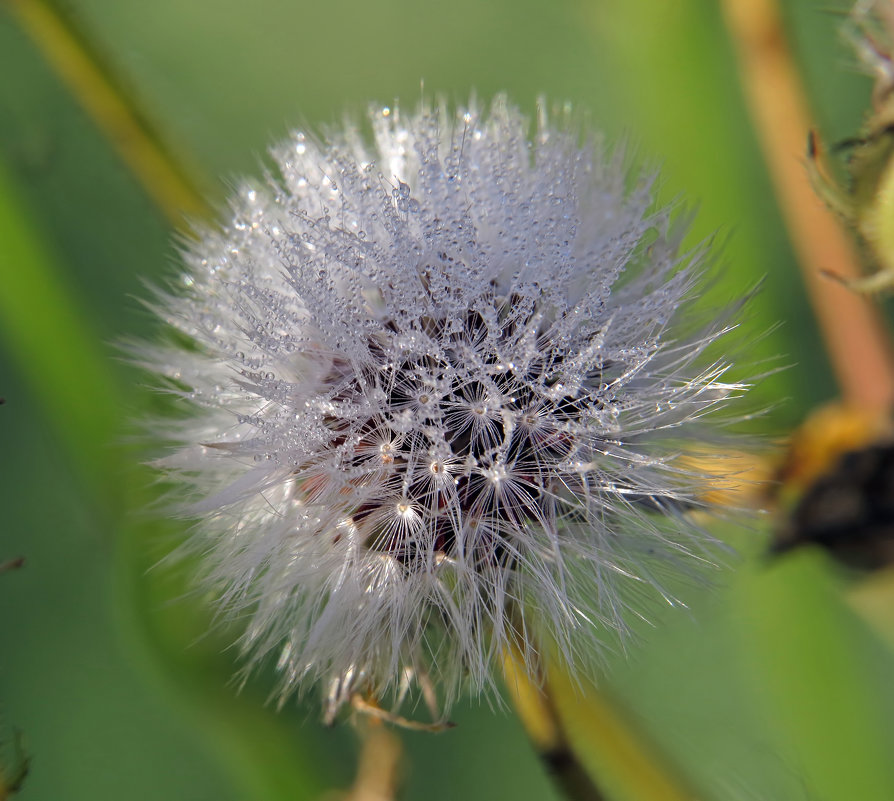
138,96,748,722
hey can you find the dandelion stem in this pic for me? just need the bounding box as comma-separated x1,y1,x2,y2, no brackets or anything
504,651,699,801
503,651,605,801
344,720,403,801
721,0,894,412
5,0,212,226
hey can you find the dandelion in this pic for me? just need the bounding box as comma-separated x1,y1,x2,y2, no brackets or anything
139,96,746,721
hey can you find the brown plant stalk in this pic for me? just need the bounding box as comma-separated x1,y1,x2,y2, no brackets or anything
721,0,894,412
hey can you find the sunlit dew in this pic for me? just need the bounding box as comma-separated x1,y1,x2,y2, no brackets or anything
140,95,747,719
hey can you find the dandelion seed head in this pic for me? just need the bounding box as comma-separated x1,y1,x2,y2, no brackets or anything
140,96,748,718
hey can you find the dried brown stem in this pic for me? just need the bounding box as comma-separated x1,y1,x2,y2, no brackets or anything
722,0,894,412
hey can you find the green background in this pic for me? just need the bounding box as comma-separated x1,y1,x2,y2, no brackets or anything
1,1,893,799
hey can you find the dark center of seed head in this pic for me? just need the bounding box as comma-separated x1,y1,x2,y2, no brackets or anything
331,297,596,570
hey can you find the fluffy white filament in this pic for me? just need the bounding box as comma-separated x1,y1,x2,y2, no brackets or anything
140,97,745,717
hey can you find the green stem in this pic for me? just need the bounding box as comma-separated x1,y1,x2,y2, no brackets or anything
504,650,605,801
505,649,702,801
6,0,212,226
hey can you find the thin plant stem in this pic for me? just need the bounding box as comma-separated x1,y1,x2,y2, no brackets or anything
504,650,701,801
5,0,212,226
343,719,404,801
504,650,606,801
721,0,894,412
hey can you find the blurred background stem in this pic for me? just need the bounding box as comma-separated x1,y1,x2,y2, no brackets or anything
504,654,605,801
721,0,894,412
5,0,211,225
342,721,403,801
503,650,701,801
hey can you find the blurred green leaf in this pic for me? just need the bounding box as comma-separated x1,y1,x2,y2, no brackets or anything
0,154,121,499
736,551,894,801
